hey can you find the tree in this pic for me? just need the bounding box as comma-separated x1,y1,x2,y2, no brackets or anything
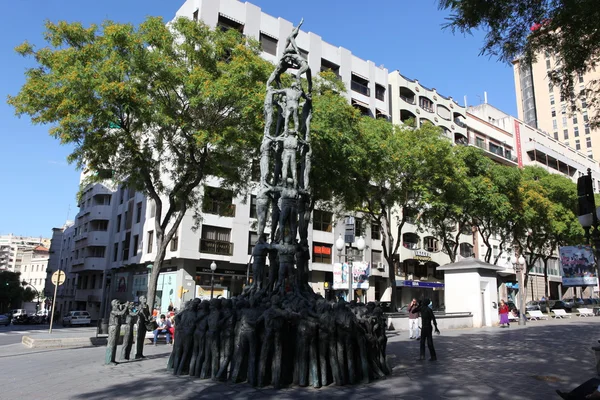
330,117,455,309
8,17,272,308
0,271,28,312
438,0,600,127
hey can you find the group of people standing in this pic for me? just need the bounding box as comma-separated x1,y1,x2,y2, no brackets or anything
407,298,440,361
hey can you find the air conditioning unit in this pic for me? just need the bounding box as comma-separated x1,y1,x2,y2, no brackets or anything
376,262,385,271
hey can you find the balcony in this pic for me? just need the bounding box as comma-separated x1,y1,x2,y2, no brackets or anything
399,87,416,104
74,289,102,302
81,257,108,271
199,239,234,256
468,138,518,165
351,80,370,97
87,230,110,245
203,200,236,218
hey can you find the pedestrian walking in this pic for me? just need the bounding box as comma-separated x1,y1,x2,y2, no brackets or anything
407,298,420,340
415,298,439,361
498,300,510,328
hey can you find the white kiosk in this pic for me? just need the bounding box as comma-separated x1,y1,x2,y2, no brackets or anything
437,258,502,328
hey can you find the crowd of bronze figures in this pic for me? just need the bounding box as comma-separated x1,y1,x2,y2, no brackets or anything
166,289,390,388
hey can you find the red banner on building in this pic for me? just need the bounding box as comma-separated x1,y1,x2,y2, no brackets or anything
514,120,523,168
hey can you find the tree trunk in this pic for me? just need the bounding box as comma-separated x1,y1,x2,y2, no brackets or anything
146,244,168,311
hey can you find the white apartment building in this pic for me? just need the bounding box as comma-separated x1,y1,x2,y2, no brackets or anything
20,245,49,301
0,234,50,272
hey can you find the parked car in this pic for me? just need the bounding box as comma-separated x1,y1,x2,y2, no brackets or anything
11,309,27,318
62,311,91,327
526,301,541,311
0,314,10,326
550,300,572,312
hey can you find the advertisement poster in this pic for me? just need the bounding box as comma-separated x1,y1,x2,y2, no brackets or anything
333,262,370,289
114,272,128,293
560,245,598,286
156,272,177,312
352,261,370,289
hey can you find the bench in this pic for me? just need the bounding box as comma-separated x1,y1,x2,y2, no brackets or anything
508,313,519,322
527,310,548,320
577,308,595,317
552,309,571,319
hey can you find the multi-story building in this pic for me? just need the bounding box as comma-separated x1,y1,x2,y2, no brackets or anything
45,222,77,318
20,245,49,302
513,54,600,161
0,234,50,272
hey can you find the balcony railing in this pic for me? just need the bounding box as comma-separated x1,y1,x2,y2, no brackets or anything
468,138,518,163
203,200,236,217
351,80,370,97
403,242,420,250
200,239,234,256
400,95,415,104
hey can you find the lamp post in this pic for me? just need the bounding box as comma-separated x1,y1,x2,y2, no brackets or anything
210,261,217,299
511,254,527,326
335,234,365,302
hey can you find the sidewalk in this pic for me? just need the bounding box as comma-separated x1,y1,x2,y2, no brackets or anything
2,318,600,399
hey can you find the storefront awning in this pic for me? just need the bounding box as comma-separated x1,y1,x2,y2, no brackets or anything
395,280,444,289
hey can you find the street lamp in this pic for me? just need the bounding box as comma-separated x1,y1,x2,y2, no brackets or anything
335,234,366,302
210,261,217,299
510,254,527,326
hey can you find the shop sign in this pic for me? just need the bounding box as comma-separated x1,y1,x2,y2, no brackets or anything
414,250,431,262
197,267,244,276
395,280,444,289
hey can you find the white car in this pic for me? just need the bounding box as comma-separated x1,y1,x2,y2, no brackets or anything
62,311,91,327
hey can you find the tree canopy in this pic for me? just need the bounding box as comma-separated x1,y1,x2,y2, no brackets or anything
8,16,273,307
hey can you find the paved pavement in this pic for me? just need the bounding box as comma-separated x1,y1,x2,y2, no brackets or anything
1,318,600,399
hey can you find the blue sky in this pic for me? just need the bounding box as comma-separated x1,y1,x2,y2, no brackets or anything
0,0,516,238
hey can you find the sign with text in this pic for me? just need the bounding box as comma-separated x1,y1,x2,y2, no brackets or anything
560,245,598,286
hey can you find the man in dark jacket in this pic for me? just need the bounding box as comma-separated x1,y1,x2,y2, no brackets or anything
415,298,440,361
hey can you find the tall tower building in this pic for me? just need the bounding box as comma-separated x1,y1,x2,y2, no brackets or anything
513,54,600,163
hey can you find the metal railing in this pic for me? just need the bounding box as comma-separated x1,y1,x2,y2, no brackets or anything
200,239,234,256
351,80,370,97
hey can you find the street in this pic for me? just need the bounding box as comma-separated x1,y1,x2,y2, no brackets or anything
0,318,599,399
0,324,94,346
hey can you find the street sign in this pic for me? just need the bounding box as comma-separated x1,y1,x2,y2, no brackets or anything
51,270,66,286
344,216,355,244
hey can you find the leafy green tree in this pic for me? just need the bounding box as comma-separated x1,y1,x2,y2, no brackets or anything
330,117,455,309
0,271,28,312
438,0,600,127
8,17,272,307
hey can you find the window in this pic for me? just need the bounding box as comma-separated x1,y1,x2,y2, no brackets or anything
579,74,584,83
350,73,370,96
562,117,567,127
375,84,386,101
564,130,569,140
313,210,333,232
576,140,581,150
573,116,578,125
402,232,420,250
259,33,277,56
553,131,559,140
113,243,119,261
586,125,591,135
136,202,142,223
170,232,178,251
116,215,121,233
193,9,198,21
419,96,434,112
475,136,485,149
202,186,235,217
574,127,579,137
248,231,258,255
200,226,232,255
550,94,555,105
312,242,332,264
424,236,439,252
91,275,96,290
552,120,557,130
249,195,257,219
459,243,473,258
371,250,382,265
122,233,130,261
551,109,556,118
88,246,105,258
119,187,125,204
354,218,364,237
320,58,340,77
583,100,588,109
587,137,592,148
546,59,551,69
548,82,553,92
217,14,244,32
371,222,381,240
133,235,139,256
147,231,154,253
